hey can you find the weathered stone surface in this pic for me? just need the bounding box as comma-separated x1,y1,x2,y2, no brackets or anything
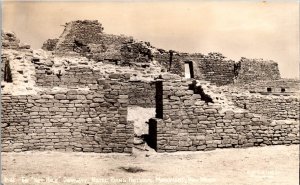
1,75,133,153
151,77,299,152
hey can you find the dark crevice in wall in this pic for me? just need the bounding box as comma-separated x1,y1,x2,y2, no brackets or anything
233,62,241,78
4,59,13,83
168,50,174,72
155,80,163,119
188,80,213,103
56,70,62,80
147,118,157,151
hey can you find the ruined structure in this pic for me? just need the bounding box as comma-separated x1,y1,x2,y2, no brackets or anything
1,20,299,153
148,75,298,152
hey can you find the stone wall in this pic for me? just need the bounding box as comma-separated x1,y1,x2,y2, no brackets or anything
42,39,59,51
230,94,299,120
55,20,105,53
148,74,299,152
235,58,281,83
153,52,235,86
35,65,102,87
1,31,31,50
41,20,283,87
232,79,300,93
128,80,156,107
1,74,133,153
197,53,235,85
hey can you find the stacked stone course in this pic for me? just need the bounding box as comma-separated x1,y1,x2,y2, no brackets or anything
230,94,299,120
1,74,133,153
235,58,281,83
232,79,300,93
35,65,103,87
149,74,299,152
197,53,235,85
153,52,236,86
128,80,156,107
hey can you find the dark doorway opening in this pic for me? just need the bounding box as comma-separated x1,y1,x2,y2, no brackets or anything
144,80,163,151
184,61,194,79
267,87,272,92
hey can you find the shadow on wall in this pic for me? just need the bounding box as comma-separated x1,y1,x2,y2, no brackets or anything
188,80,213,103
146,119,157,151
2,57,13,83
155,80,163,119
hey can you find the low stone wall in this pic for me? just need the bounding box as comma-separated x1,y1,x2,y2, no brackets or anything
149,75,299,152
230,94,299,120
1,75,133,153
233,79,300,93
128,80,156,107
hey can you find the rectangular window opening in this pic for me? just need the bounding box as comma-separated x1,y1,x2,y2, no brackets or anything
184,61,194,79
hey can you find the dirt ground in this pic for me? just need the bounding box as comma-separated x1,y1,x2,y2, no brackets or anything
1,145,298,185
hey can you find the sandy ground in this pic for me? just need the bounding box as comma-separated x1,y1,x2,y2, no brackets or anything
1,145,298,185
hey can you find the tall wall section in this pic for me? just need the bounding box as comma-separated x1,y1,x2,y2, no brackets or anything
235,58,281,83
42,20,283,87
128,80,156,107
149,74,299,152
153,52,235,86
44,20,153,66
1,75,133,153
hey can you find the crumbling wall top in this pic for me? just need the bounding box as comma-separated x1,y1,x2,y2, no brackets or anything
234,57,281,83
2,31,31,50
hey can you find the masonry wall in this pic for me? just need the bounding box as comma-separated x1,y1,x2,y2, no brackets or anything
35,66,103,87
235,58,281,83
230,94,299,120
149,75,299,152
1,56,6,81
232,79,300,93
2,31,30,50
1,75,133,153
197,53,235,85
153,52,235,86
42,39,59,51
55,20,105,53
128,80,156,107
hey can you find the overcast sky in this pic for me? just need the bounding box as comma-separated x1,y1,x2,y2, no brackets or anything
2,0,299,78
